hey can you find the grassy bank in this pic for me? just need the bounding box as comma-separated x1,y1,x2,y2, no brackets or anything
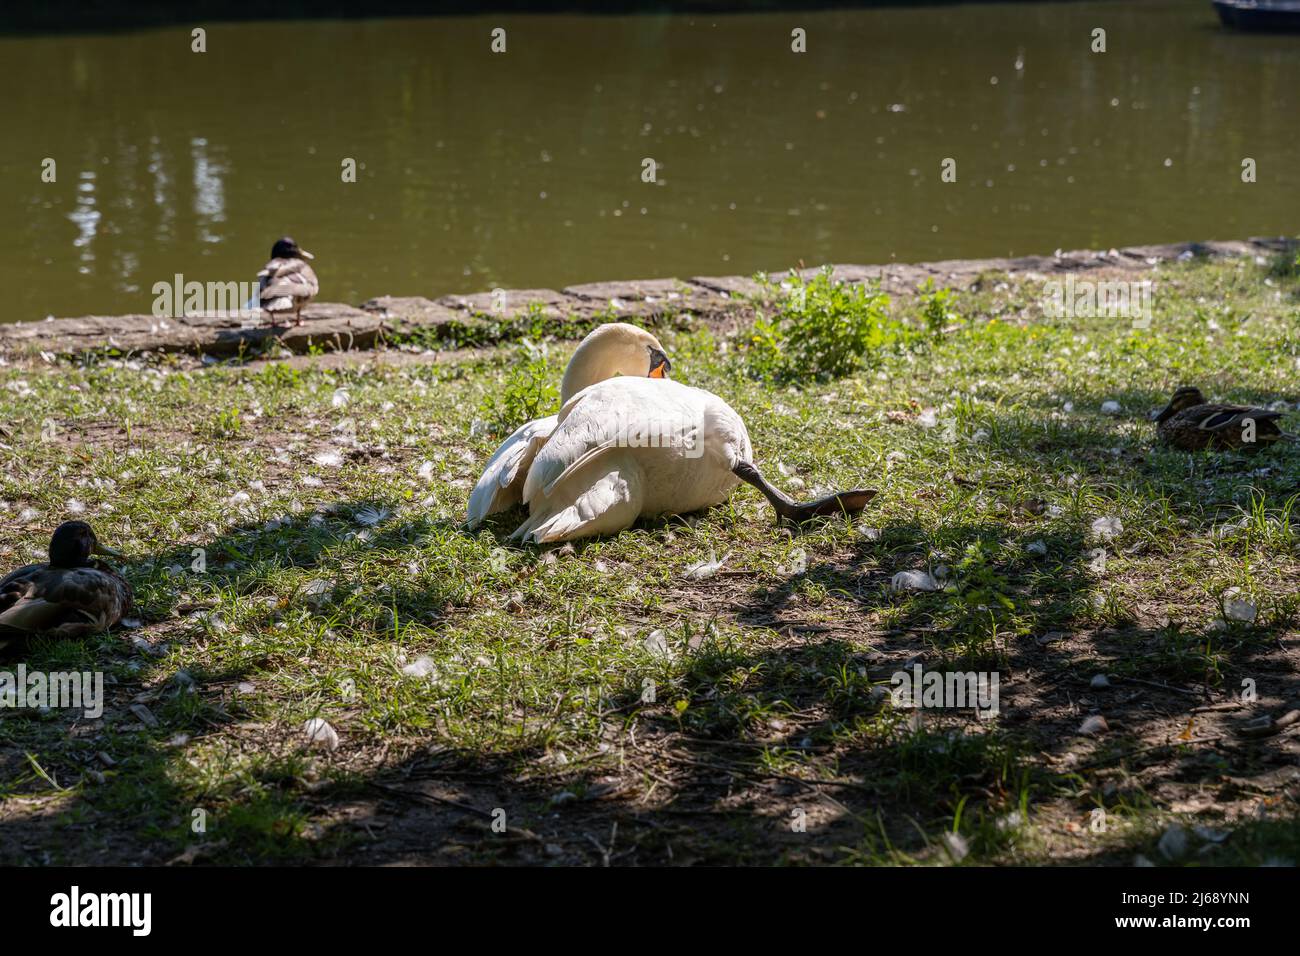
1,254,1298,865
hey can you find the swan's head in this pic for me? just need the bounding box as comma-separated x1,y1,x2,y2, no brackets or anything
560,322,670,403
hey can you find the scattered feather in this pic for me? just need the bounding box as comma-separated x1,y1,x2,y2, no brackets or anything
1078,714,1109,735
1193,825,1229,844
131,636,168,659
890,570,941,592
1090,516,1123,540
940,831,969,863
1221,587,1257,624
302,578,333,605
400,656,438,679
1157,824,1188,860
302,717,340,752
353,505,389,527
642,629,672,658
684,551,729,580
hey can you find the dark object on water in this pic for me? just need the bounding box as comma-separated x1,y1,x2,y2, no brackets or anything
0,521,132,644
1214,0,1300,31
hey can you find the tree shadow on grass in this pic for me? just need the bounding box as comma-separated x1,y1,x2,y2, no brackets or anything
0,498,480,864
163,485,1295,863
2,436,1296,864
320,500,1297,865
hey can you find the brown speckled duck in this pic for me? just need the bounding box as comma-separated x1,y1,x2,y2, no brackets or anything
1154,387,1295,452
0,521,132,643
258,236,319,327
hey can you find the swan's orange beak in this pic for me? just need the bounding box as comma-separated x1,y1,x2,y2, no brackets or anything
648,348,671,379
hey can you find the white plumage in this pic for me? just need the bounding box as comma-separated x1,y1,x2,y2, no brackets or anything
466,322,876,543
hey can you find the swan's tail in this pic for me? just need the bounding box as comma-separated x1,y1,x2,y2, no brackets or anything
732,461,876,524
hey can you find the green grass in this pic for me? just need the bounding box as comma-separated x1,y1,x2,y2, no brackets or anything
1,255,1298,865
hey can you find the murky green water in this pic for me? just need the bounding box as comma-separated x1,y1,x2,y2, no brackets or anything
1,1,1296,322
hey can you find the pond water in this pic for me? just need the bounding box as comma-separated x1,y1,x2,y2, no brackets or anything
1,0,1297,321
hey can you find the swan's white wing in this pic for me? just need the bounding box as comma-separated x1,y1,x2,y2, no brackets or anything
511,460,643,544
510,378,750,542
466,415,558,528
522,378,709,503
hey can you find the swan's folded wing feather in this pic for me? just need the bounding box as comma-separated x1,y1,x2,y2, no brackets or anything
523,377,715,503
466,415,558,527
511,466,642,544
539,440,622,497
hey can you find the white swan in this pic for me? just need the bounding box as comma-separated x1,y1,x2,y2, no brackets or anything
466,322,876,543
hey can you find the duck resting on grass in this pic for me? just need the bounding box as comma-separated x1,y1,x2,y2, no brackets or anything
467,322,877,543
258,236,318,327
1154,386,1295,452
0,521,132,647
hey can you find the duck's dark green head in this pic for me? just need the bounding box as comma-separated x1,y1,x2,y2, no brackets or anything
48,520,121,568
48,521,97,567
1154,386,1206,423
271,236,313,261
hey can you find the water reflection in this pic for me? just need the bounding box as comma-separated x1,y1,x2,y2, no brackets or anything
191,137,227,245
0,1,1296,321
69,170,99,274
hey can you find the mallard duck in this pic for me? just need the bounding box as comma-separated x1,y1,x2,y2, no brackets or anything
1154,386,1295,451
467,322,876,542
258,236,318,327
0,521,132,643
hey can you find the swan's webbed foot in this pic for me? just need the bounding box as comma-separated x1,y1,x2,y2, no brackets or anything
732,460,876,525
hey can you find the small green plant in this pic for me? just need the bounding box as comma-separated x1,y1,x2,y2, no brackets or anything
256,362,302,390
478,344,560,436
917,279,960,336
745,267,895,382
207,407,243,439
1265,249,1300,279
